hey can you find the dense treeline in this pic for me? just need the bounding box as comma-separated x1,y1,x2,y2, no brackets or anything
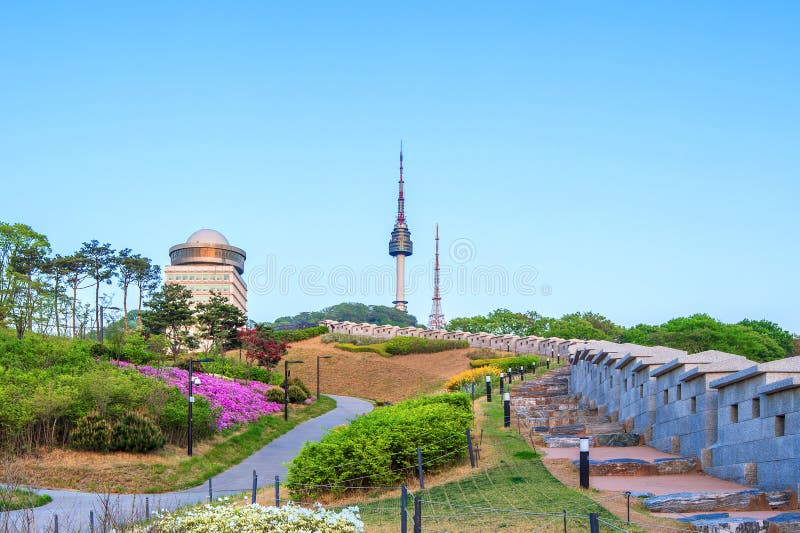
0,221,161,339
270,302,418,330
448,309,797,362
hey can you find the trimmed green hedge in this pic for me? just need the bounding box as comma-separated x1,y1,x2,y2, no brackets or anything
335,336,469,357
321,333,385,345
273,326,329,342
286,393,472,497
470,355,540,371
384,336,469,355
334,342,391,357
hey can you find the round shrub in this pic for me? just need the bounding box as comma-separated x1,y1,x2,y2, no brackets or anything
289,376,310,396
70,411,113,452
158,388,216,446
89,343,110,359
288,385,308,403
111,412,166,453
266,387,285,403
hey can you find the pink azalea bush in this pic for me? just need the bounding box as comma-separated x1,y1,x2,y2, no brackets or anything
116,362,282,430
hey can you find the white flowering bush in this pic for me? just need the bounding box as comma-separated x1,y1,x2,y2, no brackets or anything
139,499,363,533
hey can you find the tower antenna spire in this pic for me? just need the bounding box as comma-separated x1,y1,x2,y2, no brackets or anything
428,224,445,329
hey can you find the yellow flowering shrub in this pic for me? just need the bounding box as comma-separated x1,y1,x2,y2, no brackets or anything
445,366,502,392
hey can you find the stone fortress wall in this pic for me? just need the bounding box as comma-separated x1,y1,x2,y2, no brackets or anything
321,320,800,492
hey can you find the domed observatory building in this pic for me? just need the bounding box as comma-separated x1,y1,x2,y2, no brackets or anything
164,229,247,314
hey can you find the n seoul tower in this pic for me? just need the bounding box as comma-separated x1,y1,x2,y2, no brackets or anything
388,144,413,312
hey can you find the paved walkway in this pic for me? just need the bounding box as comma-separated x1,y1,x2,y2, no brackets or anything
1,395,373,533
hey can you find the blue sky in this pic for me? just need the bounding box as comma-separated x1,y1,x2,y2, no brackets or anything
2,2,798,332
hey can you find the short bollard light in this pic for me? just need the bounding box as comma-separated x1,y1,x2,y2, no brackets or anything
486,375,492,402
546,358,551,369
499,373,505,395
503,392,511,427
519,365,524,381
579,437,590,489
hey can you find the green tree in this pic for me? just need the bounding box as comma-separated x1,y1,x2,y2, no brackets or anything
620,314,787,362
62,252,90,338
133,258,160,330
542,312,624,341
79,241,117,339
116,250,151,333
270,302,418,329
0,222,52,338
196,291,246,355
141,284,195,361
41,254,72,336
448,309,543,336
738,319,794,356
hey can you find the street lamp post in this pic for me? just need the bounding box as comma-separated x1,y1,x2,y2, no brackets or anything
98,305,120,344
284,359,303,421
316,355,333,399
188,358,213,456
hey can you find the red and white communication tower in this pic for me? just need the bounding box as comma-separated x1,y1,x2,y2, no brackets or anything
428,224,446,330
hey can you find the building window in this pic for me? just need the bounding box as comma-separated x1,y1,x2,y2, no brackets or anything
624,378,628,390
224,274,230,280
691,397,697,414
752,398,760,418
775,415,786,437
609,376,613,388
189,275,194,280
730,404,739,424
677,384,682,400
639,384,644,398
663,389,669,405
203,274,208,280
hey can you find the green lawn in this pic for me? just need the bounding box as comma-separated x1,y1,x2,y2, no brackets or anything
0,488,52,511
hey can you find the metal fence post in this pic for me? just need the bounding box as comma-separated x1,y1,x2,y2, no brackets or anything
89,510,94,533
589,512,599,533
53,515,58,533
562,509,567,533
466,428,475,467
417,447,425,489
275,475,280,507
145,497,150,520
400,484,408,533
252,469,258,504
413,496,422,533
208,477,213,501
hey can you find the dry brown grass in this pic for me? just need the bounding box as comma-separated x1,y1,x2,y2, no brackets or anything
270,336,473,403
14,427,244,492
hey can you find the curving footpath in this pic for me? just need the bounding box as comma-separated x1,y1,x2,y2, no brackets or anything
2,395,373,533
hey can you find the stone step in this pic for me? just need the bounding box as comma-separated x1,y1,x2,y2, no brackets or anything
543,436,583,448
644,489,795,513
572,456,698,476
593,433,642,447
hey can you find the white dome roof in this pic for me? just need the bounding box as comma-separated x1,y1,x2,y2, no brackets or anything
186,228,230,245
